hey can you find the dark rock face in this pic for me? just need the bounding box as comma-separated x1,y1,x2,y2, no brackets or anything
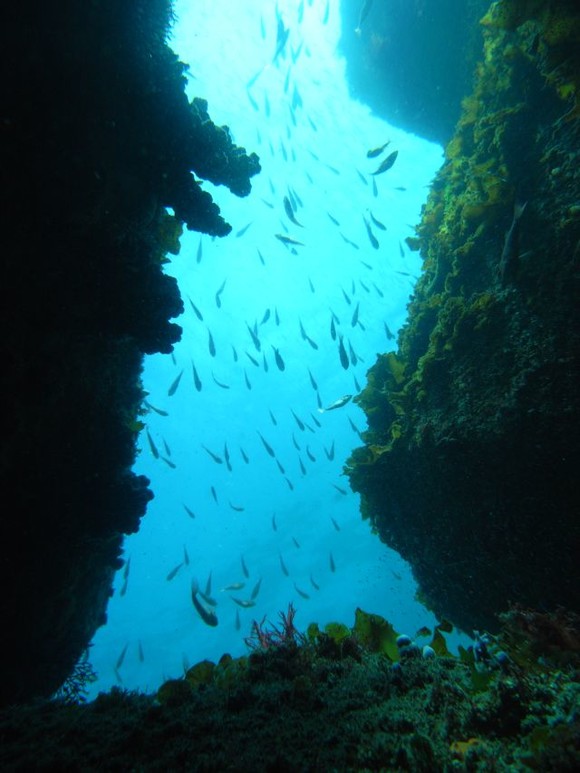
0,0,259,707
347,0,580,633
339,0,489,145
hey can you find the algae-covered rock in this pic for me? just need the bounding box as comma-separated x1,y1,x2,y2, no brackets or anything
347,0,580,633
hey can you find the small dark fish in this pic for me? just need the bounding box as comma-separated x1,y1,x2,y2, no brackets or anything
316,391,323,410
232,345,239,362
356,169,368,186
310,574,320,591
224,443,232,472
348,340,360,366
202,445,223,465
146,430,160,459
123,558,131,581
348,417,362,437
272,513,277,531
310,412,321,428
263,353,269,372
215,279,227,308
399,241,405,258
284,196,303,227
279,553,289,576
191,361,202,392
235,609,241,631
208,329,216,357
324,442,335,461
363,217,379,249
305,334,319,350
257,248,266,265
191,580,218,626
240,446,249,464
354,374,361,391
250,578,262,600
284,476,294,491
275,307,280,326
212,373,230,389
340,232,359,249
332,484,348,496
183,503,196,519
331,517,341,532
351,302,360,327
188,297,204,321
307,369,318,390
144,400,168,417
183,546,190,566
292,433,301,451
229,501,245,513
366,139,390,158
291,410,305,431
361,260,373,270
260,308,271,325
168,369,184,397
327,212,340,226
160,455,176,469
257,431,276,458
230,597,256,608
119,577,128,597
342,288,351,305
246,89,259,111
500,201,527,281
269,409,277,426
373,282,385,298
369,211,387,231
162,438,171,457
384,321,395,340
306,445,316,463
371,150,398,175
244,370,252,390
196,238,203,264
247,322,261,352
298,456,307,475
338,337,350,370
246,352,260,367
138,641,145,663
116,643,129,671
325,163,340,175
166,562,184,582
329,552,336,573
272,346,285,371
308,277,315,293
211,486,218,504
236,222,253,238
276,459,286,475
330,316,337,340
275,233,304,247
359,279,370,293
241,555,249,578
372,177,378,197
294,583,310,599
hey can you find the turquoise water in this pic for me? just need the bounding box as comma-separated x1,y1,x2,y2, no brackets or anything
87,0,447,697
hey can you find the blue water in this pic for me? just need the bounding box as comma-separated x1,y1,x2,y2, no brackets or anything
87,0,448,698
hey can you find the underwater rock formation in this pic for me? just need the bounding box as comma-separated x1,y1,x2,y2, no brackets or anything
347,0,580,633
0,0,259,706
339,0,490,145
